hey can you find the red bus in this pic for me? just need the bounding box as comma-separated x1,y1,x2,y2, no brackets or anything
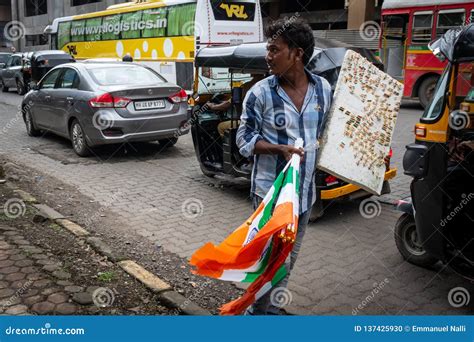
380,0,474,108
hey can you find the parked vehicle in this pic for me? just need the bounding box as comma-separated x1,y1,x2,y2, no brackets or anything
395,24,474,280
22,62,190,157
1,53,27,95
43,0,263,91
0,52,12,69
27,50,75,88
380,0,474,108
1,50,74,95
190,41,397,219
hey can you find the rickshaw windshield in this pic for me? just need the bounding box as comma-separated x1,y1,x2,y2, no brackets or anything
422,66,450,121
466,88,474,102
198,67,252,95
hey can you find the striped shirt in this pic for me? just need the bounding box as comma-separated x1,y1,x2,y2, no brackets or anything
236,72,332,214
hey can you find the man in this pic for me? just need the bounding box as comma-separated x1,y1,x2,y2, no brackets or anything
236,19,332,315
207,74,265,137
122,53,133,62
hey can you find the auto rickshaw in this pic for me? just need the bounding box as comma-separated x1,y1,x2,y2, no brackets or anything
22,50,75,92
190,40,398,219
395,24,474,280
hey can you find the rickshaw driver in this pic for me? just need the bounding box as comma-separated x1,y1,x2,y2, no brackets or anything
206,74,265,137
236,19,332,315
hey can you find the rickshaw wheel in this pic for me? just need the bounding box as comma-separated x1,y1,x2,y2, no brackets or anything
418,76,439,109
394,213,438,268
16,79,26,95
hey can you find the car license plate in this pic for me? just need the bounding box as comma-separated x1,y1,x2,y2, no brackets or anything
134,100,165,111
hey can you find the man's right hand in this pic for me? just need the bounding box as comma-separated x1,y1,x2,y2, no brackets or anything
279,145,304,162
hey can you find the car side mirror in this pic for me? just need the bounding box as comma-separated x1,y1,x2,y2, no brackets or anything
31,84,40,91
0,63,5,69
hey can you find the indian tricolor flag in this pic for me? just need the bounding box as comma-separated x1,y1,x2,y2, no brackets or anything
190,138,303,315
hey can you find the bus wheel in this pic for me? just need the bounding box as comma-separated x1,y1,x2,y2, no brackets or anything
418,76,439,109
394,213,438,268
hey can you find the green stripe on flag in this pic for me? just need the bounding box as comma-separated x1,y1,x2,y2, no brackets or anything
242,241,273,283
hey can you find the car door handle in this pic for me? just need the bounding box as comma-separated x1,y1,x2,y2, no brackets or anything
66,97,74,102
45,95,51,101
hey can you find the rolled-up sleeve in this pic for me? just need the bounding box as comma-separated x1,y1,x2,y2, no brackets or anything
236,90,264,158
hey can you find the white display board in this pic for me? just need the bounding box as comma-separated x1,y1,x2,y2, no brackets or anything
317,50,403,195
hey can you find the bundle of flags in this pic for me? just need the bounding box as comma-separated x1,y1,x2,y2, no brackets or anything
190,138,304,315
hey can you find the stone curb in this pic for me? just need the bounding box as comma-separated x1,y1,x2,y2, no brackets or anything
13,189,210,316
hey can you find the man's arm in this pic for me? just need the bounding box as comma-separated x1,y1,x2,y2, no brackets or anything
237,90,304,160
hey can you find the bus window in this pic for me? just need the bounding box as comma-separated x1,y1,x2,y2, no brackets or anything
412,12,433,44
436,10,465,38
470,10,474,24
71,20,85,42
167,3,197,36
121,11,143,39
85,17,102,41
383,15,408,42
142,7,167,38
58,21,71,49
102,15,121,40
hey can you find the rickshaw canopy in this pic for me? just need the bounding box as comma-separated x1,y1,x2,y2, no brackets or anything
429,24,474,63
195,40,382,86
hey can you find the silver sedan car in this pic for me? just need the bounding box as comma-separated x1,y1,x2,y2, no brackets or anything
22,62,190,156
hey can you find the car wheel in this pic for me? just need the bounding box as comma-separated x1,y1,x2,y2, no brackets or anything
16,79,26,95
1,80,8,93
158,137,178,148
394,213,438,268
418,76,439,109
24,108,41,137
70,120,91,157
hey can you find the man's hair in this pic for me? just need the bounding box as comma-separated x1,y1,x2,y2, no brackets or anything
265,18,315,66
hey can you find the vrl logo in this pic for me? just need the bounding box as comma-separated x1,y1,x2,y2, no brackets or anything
219,3,248,19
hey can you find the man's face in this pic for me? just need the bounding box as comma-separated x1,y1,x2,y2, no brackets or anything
266,37,298,77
